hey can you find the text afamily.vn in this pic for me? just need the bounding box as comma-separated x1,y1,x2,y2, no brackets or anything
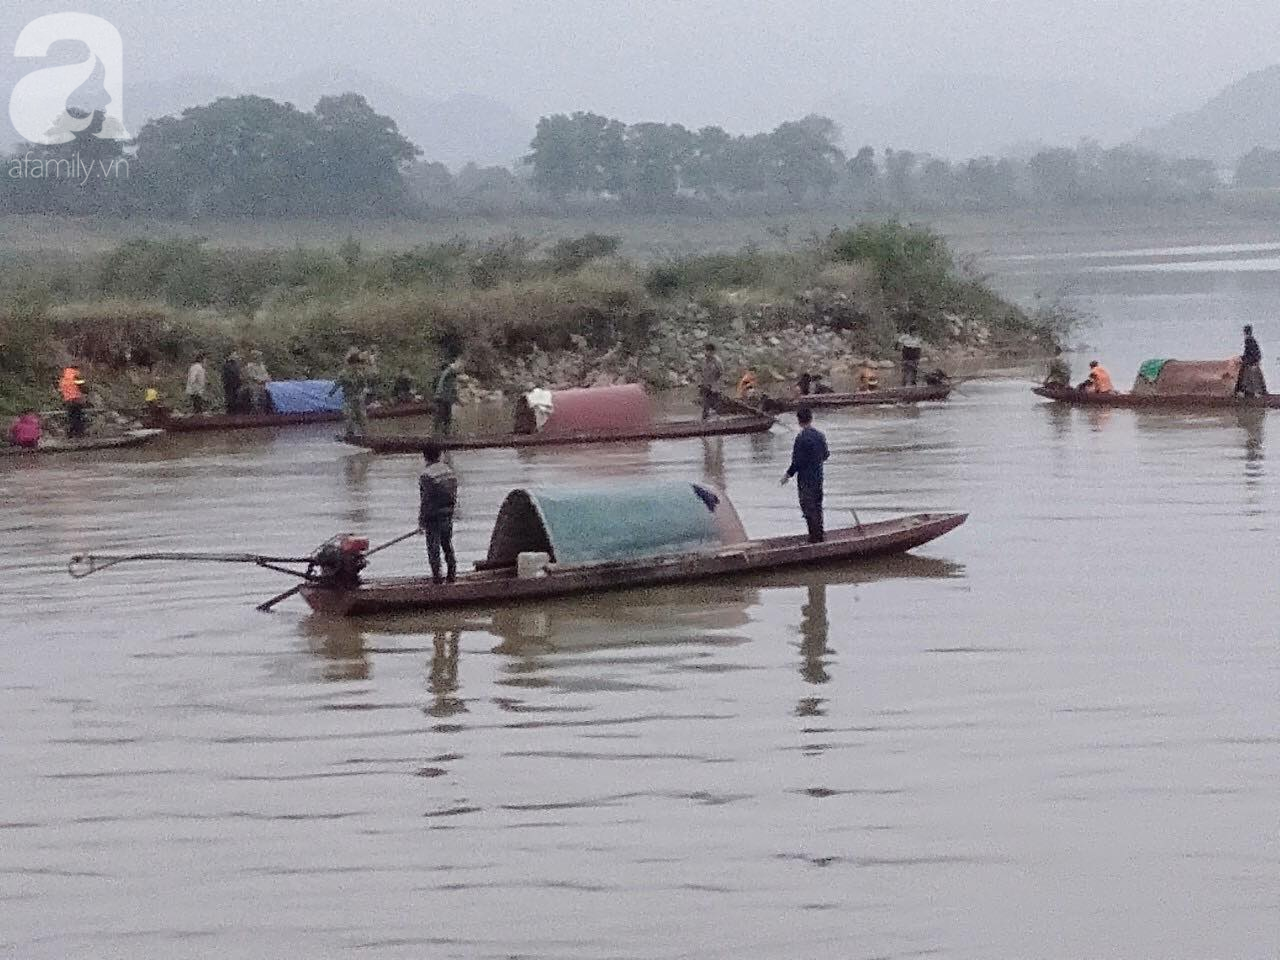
7,152,131,184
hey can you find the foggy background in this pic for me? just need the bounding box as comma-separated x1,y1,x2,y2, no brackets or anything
2,0,1280,165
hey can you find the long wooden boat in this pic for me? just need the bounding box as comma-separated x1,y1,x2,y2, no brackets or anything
1,429,163,457
760,384,951,411
151,400,434,433
1033,386,1280,409
345,414,775,453
301,512,968,616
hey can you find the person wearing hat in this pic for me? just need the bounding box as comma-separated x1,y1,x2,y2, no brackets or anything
331,350,371,437
59,365,88,438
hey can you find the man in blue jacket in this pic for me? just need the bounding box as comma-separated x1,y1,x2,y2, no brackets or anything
781,407,830,543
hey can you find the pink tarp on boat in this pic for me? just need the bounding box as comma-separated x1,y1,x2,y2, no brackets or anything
541,385,654,435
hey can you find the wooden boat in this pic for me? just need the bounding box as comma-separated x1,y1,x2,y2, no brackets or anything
760,384,951,411
1033,386,1280,409
345,414,775,453
300,481,967,616
1,428,163,457
151,400,433,433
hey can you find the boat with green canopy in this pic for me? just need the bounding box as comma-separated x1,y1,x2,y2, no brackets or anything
300,480,968,616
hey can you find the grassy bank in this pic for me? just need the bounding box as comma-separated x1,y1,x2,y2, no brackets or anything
0,222,1072,416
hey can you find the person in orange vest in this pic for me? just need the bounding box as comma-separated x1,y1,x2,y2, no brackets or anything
1079,360,1114,394
736,369,759,402
857,363,881,392
59,366,88,438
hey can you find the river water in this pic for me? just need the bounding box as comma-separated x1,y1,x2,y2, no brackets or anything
4,234,1280,958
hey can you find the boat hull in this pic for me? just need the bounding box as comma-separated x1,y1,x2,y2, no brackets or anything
346,415,776,453
1033,386,1280,409
764,385,951,411
2,429,162,456
155,401,434,433
301,512,967,616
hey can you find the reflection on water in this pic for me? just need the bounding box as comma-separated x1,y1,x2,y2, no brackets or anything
427,627,465,719
798,583,830,686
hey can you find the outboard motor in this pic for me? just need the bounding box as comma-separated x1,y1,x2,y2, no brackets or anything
309,535,370,588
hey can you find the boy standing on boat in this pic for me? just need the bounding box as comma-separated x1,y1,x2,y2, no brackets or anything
419,442,458,584
781,407,830,544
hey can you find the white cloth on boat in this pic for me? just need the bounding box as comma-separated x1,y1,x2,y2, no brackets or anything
525,388,554,430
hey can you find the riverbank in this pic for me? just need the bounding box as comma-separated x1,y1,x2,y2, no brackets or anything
0,222,1070,416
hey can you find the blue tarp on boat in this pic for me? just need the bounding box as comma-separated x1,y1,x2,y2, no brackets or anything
484,481,748,567
264,380,344,414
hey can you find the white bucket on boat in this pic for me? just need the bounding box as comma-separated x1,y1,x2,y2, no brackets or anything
517,552,550,579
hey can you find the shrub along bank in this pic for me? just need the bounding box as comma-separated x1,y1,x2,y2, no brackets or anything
0,223,1071,415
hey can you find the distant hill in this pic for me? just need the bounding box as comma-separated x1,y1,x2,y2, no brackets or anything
818,73,1156,160
1134,66,1280,162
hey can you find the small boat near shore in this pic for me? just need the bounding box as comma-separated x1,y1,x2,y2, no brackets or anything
300,481,968,616
346,414,775,453
344,383,775,453
151,400,434,433
2,428,163,457
758,384,951,411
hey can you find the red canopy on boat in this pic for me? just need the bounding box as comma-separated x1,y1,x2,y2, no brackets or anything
541,384,653,435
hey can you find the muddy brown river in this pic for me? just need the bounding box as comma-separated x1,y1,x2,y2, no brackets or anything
4,235,1280,958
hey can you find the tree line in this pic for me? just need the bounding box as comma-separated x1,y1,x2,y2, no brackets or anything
0,94,1260,219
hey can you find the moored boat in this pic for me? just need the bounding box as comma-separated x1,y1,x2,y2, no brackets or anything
344,383,775,453
760,384,951,411
301,481,967,616
2,428,163,457
149,379,433,433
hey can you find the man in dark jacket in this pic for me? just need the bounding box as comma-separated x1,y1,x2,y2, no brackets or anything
221,352,244,414
1236,325,1266,396
418,441,458,584
781,407,830,543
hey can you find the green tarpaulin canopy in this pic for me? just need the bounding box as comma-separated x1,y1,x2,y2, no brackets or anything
485,481,747,567
1137,358,1170,383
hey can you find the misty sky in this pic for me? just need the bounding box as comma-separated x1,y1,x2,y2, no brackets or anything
4,0,1280,155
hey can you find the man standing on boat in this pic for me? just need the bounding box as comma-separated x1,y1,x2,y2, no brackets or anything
781,407,830,544
332,349,371,437
897,332,924,386
59,365,88,438
418,441,458,584
221,351,244,414
699,343,724,419
433,357,462,435
185,353,208,414
1236,325,1266,397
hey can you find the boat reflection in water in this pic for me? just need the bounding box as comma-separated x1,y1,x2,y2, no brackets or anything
297,553,964,701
